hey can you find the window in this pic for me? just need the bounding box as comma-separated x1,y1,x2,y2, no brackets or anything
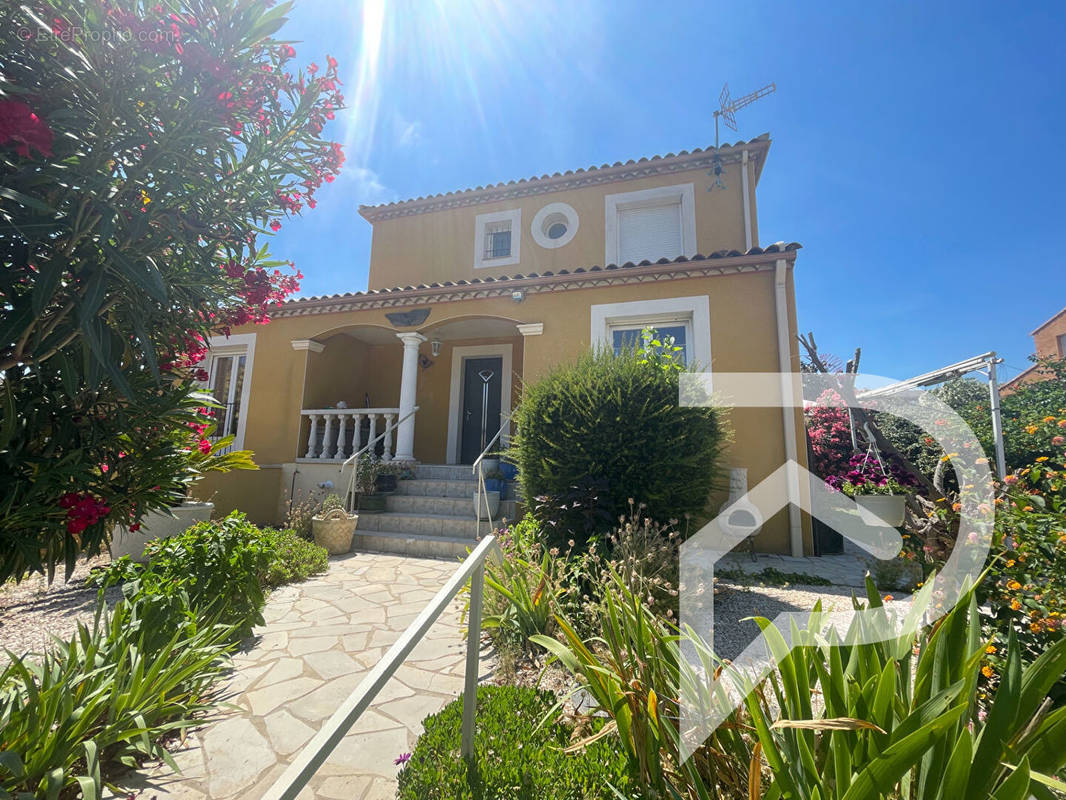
590,295,711,370
484,221,512,259
604,183,697,265
610,322,690,365
204,333,256,449
531,202,579,249
1058,333,1066,358
474,208,521,268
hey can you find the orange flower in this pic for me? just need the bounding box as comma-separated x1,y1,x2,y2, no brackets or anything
982,665,995,678
985,644,997,654
1044,416,1057,423
1030,622,1042,633
1007,579,1022,591
1026,425,1039,435
1010,599,1022,611
1036,456,1049,462
952,502,962,512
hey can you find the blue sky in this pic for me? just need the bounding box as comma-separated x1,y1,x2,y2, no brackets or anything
270,0,1065,385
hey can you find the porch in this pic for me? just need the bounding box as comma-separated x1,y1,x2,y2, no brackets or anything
292,315,536,467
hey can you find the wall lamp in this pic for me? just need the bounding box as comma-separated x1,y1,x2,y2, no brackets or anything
430,339,441,357
511,290,525,303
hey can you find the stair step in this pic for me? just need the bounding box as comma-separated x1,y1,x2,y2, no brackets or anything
413,464,477,482
356,512,481,538
394,478,476,498
386,494,474,516
353,530,474,558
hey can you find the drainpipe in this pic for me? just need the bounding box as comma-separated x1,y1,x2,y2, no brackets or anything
741,150,753,251
774,259,804,557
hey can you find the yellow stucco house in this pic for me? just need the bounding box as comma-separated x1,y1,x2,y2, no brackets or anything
196,134,814,556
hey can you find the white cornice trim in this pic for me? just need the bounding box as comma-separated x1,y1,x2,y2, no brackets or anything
291,339,325,353
516,323,544,336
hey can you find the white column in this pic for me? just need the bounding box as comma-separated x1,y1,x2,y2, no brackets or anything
367,413,378,458
333,414,349,459
394,332,426,462
352,413,363,454
321,414,335,461
304,414,319,459
382,413,397,461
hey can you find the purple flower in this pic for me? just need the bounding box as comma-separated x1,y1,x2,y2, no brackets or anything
394,752,411,766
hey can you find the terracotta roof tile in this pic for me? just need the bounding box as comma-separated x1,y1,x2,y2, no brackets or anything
287,243,801,306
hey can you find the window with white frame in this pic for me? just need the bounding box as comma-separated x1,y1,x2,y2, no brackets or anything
204,333,256,449
605,183,697,266
1058,333,1066,358
474,208,521,268
590,295,711,371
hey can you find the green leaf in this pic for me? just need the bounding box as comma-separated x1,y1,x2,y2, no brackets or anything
991,756,1029,800
0,186,55,213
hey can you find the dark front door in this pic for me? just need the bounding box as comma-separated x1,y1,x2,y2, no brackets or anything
460,356,503,464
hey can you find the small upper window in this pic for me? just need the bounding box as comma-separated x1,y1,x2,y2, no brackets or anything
474,209,521,268
484,221,512,260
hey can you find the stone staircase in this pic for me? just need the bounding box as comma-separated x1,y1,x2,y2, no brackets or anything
353,464,518,557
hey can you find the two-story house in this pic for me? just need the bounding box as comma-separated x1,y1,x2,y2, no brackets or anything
196,134,814,556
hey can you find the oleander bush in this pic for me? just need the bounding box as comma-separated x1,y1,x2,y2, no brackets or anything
512,332,724,549
396,686,636,800
0,592,234,798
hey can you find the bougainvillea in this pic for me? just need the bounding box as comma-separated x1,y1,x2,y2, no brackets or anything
805,389,856,479
0,0,343,581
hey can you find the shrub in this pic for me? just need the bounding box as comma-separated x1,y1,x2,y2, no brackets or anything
259,528,329,588
396,686,636,799
93,512,277,637
513,338,724,548
0,593,232,798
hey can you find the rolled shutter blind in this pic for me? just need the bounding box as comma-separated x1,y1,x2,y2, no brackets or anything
618,202,682,264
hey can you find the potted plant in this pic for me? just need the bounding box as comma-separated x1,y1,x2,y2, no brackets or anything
311,493,357,554
355,453,387,514
474,488,501,520
482,468,505,494
827,453,916,528
375,462,402,494
111,398,257,562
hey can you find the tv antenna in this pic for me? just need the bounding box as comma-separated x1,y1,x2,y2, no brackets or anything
709,81,776,189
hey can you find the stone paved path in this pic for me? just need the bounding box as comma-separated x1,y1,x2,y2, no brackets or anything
113,552,490,800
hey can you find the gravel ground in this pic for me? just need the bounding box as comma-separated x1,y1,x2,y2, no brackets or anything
0,554,117,660
711,579,869,662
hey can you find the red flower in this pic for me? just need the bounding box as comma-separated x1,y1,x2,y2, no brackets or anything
0,100,53,158
198,438,212,454
269,219,282,232
129,523,141,532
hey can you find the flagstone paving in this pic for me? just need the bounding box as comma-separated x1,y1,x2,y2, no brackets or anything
112,552,491,800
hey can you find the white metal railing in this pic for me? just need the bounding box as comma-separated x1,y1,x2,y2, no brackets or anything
261,534,500,800
299,408,399,462
341,406,419,511
472,411,515,539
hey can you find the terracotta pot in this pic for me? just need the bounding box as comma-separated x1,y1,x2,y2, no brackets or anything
856,495,906,527
110,501,214,563
312,508,358,555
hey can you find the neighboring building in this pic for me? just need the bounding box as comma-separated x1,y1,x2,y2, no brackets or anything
196,134,814,556
1002,307,1066,393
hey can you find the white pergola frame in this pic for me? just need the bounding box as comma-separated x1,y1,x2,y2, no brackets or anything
858,351,1007,479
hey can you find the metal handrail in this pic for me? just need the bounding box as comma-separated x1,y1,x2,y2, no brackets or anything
262,534,501,800
473,410,515,539
342,406,419,510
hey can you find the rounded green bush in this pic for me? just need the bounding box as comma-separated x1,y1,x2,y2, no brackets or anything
513,344,724,547
397,685,636,799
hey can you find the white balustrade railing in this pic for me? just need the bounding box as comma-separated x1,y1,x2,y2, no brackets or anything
299,408,399,462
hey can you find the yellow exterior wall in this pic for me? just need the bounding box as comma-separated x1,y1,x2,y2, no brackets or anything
209,265,810,553
367,162,757,290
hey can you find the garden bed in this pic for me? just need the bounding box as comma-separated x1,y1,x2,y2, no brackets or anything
0,554,118,660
